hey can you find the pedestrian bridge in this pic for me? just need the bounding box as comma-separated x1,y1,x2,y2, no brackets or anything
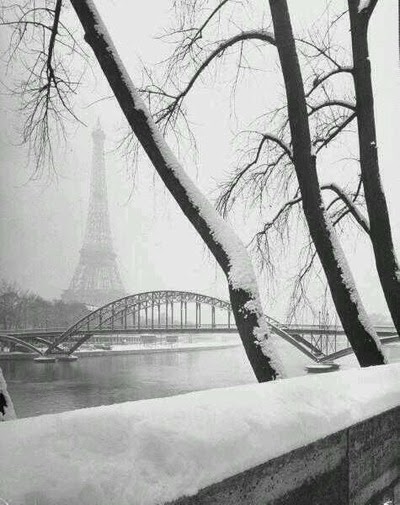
0,290,397,361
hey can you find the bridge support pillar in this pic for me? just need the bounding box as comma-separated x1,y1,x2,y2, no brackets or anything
151,294,155,330
180,302,183,329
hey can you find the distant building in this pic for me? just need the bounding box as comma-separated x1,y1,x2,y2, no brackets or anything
62,123,125,308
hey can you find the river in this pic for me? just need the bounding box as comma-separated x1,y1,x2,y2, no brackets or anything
4,334,399,419
1,343,256,418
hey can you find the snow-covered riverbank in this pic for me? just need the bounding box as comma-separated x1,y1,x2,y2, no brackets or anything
2,363,400,505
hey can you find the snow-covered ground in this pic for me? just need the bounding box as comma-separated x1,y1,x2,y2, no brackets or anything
1,363,400,505
82,340,241,353
335,342,400,370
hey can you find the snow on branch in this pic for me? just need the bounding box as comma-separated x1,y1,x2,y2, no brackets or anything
70,0,285,380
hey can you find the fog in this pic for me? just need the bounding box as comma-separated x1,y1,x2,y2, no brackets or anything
0,0,398,322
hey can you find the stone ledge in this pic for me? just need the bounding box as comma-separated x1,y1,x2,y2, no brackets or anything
170,406,400,505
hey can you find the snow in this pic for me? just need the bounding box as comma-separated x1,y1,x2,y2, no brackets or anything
86,2,285,376
358,0,371,12
269,333,313,377
392,248,400,282
78,340,241,354
322,207,385,358
2,363,400,505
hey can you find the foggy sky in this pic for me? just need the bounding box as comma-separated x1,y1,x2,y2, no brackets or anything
0,0,398,322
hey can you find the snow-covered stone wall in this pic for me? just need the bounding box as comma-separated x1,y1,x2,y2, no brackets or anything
1,364,400,504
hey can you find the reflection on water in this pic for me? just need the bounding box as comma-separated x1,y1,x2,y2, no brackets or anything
1,346,256,418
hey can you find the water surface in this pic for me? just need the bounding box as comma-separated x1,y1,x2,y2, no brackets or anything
1,345,256,418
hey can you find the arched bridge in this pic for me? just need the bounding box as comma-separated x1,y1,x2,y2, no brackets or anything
42,290,323,358
0,333,66,356
4,290,397,362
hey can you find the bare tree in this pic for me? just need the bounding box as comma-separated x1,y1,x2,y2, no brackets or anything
67,0,286,382
266,0,384,366
2,0,394,371
0,0,87,176
0,0,287,381
346,0,400,336
141,0,386,366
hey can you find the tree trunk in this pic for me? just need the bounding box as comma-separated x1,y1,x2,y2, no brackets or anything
348,0,400,337
69,0,282,382
268,0,385,366
0,367,16,421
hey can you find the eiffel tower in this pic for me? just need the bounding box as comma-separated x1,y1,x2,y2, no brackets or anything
62,123,125,307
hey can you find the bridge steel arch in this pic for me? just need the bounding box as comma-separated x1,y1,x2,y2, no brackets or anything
44,290,322,359
0,334,43,355
45,291,234,355
320,334,400,363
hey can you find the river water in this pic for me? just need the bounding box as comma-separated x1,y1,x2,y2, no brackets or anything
1,343,256,419
4,333,399,419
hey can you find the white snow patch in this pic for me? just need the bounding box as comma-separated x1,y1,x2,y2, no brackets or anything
86,3,285,376
358,0,371,12
392,248,400,282
322,206,386,359
0,366,16,421
2,364,400,505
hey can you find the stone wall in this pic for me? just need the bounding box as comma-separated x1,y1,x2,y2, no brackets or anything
170,406,400,505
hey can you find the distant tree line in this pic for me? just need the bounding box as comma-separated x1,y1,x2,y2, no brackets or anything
0,280,90,330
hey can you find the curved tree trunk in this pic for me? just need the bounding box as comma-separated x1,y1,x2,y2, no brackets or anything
69,0,283,382
348,0,400,337
268,0,385,367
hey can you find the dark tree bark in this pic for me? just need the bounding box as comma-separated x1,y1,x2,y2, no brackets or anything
0,368,16,421
68,0,280,382
268,0,385,367
348,0,400,337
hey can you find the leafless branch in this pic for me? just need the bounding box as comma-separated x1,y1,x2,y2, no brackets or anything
1,0,88,176
147,30,275,127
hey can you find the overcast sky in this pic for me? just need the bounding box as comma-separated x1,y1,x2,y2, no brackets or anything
0,0,398,322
